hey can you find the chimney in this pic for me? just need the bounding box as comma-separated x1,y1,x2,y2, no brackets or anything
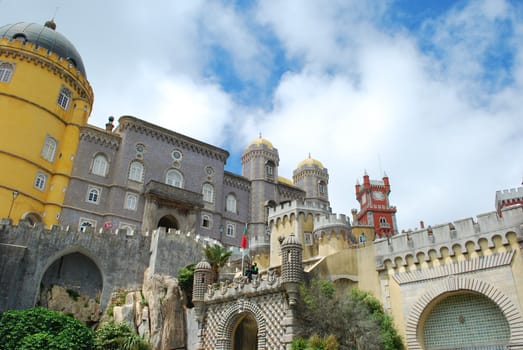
105,116,115,132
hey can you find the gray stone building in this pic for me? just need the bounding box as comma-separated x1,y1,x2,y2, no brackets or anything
60,115,331,253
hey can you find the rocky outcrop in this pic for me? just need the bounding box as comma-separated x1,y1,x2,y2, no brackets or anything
40,285,100,324
109,268,187,350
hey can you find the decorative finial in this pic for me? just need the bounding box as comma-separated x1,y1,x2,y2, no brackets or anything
44,19,56,30
308,152,311,159
364,169,368,176
259,132,262,138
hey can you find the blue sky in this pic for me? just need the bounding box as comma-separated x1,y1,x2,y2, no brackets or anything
1,0,522,230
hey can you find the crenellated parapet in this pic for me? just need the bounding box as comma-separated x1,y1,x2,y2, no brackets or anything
204,271,281,303
268,200,328,223
313,213,351,240
496,186,523,213
374,205,523,270
0,37,93,102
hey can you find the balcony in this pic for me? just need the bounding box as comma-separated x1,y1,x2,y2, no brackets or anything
144,180,203,209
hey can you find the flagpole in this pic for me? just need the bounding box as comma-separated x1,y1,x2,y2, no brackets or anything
241,247,244,279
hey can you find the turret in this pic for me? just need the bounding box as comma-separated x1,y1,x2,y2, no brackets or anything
293,154,330,210
192,259,213,322
281,233,303,305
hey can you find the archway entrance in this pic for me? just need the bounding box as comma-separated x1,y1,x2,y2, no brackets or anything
232,313,258,350
157,215,179,230
422,292,510,349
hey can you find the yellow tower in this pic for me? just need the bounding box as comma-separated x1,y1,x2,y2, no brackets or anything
0,21,93,227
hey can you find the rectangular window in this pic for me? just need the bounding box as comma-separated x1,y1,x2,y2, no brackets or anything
86,186,101,204
124,193,138,210
0,62,14,83
201,214,212,229
79,218,96,233
41,135,58,162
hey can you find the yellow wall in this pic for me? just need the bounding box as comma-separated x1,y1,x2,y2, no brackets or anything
0,39,92,227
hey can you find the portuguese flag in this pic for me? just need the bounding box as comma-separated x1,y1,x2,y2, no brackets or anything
241,223,248,249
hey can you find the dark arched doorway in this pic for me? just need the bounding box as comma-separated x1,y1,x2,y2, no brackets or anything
38,252,103,325
232,313,258,350
422,292,510,349
157,215,179,230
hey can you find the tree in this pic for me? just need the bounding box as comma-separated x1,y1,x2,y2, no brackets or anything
0,307,94,350
178,264,195,307
203,244,232,282
295,279,403,350
94,320,150,350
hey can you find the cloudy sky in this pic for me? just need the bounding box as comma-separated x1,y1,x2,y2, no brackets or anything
1,0,522,231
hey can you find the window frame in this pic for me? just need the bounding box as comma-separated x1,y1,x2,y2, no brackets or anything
226,194,237,213
79,218,96,233
128,161,145,183
202,183,214,203
0,62,14,83
86,186,101,204
226,223,235,237
41,135,58,162
57,86,72,110
91,153,109,177
34,172,47,191
201,214,212,229
166,169,183,188
124,192,138,211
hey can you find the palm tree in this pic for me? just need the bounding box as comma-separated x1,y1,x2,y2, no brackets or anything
203,244,232,282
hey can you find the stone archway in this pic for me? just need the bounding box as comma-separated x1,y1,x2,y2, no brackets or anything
157,214,179,230
406,276,523,349
38,252,103,325
232,313,258,350
216,299,267,350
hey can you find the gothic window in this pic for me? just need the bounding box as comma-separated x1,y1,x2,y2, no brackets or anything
57,86,72,110
91,154,109,177
265,160,275,178
34,172,47,191
128,161,144,182
41,135,57,162
125,193,138,210
318,180,326,195
226,194,237,213
201,214,212,229
0,62,14,83
226,224,235,237
166,169,183,188
202,183,214,203
87,186,101,204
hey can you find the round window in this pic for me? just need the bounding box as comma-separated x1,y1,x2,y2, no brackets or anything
172,149,183,160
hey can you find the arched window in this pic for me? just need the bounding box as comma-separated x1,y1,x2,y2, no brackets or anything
202,183,214,203
57,86,72,110
318,180,326,195
226,194,237,213
201,214,212,229
92,154,109,176
79,219,96,233
0,62,14,83
166,169,183,188
125,193,138,210
226,224,235,237
265,160,275,178
34,172,47,191
128,161,144,182
41,135,57,162
87,187,101,204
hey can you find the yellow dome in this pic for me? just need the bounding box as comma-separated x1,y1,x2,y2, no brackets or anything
248,136,273,149
297,154,324,169
278,176,294,186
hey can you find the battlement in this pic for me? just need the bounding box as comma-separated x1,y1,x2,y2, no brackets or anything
374,205,523,270
313,213,350,231
204,270,281,303
268,200,328,219
496,187,523,201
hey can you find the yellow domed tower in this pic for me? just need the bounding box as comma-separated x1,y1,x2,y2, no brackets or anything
0,21,93,227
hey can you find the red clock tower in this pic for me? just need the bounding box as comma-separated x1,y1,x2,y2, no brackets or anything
354,171,397,238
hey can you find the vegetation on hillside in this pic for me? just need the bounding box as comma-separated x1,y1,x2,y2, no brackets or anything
293,279,404,350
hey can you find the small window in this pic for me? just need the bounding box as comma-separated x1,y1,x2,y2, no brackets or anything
91,154,108,176
318,180,326,195
166,169,183,188
201,214,212,229
0,62,14,83
171,149,183,160
265,160,275,178
57,86,72,110
226,194,237,213
125,193,138,210
86,186,101,204
226,224,235,237
128,161,144,182
202,183,214,203
34,172,47,191
136,143,145,153
79,218,96,233
41,135,57,162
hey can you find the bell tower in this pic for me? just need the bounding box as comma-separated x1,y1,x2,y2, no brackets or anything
354,171,398,238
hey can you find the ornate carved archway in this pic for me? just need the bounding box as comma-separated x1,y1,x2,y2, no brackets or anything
216,298,267,350
406,276,523,349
